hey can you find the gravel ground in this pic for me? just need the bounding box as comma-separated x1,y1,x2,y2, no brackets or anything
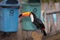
43,33,60,40
0,32,17,40
0,19,60,40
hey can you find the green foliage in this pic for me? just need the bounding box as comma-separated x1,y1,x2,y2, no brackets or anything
53,0,60,2
56,0,60,2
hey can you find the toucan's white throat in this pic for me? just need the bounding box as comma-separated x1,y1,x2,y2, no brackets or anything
30,14,34,22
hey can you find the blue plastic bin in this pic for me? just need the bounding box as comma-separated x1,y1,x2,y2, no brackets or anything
21,3,41,31
2,8,19,32
0,0,20,32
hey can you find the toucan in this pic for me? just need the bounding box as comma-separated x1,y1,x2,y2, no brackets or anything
19,12,47,36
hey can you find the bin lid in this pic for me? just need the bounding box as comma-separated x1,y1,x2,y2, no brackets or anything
0,4,20,8
0,0,20,7
0,4,20,6
21,3,40,6
0,3,20,8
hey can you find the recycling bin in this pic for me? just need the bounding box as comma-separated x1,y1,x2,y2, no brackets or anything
2,8,19,32
0,0,20,32
21,3,41,31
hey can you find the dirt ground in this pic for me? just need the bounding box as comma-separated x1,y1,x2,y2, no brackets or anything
0,31,60,40
43,33,60,40
0,20,60,40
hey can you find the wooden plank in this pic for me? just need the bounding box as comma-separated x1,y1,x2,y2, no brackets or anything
17,18,23,40
56,13,60,31
45,9,60,15
46,15,50,33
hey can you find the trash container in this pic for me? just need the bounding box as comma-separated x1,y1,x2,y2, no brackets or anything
21,1,41,40
21,3,41,31
0,0,20,32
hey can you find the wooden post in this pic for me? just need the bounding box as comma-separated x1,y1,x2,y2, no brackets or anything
43,3,49,33
49,0,56,34
55,2,60,31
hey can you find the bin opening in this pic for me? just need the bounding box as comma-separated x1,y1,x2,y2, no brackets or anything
6,0,18,4
1,6,19,9
28,0,40,3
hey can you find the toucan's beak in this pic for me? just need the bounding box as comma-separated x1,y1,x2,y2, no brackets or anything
19,14,22,18
22,12,31,17
19,12,31,18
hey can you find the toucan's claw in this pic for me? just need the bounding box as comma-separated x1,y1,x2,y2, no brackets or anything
42,30,47,36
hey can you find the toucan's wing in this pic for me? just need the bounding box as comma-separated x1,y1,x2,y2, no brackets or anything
36,18,44,25
35,18,45,29
35,18,47,36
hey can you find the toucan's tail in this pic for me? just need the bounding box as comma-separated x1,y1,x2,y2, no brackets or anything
42,30,47,36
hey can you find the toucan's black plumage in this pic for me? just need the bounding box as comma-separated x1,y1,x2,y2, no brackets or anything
31,12,47,36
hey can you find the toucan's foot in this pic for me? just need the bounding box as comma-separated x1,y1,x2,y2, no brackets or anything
44,33,47,36
41,30,47,36
43,30,47,36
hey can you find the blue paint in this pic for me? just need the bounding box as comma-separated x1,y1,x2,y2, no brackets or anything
53,14,56,23
41,16,44,22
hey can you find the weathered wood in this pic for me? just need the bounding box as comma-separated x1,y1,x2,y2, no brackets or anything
46,9,60,15
56,13,60,31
